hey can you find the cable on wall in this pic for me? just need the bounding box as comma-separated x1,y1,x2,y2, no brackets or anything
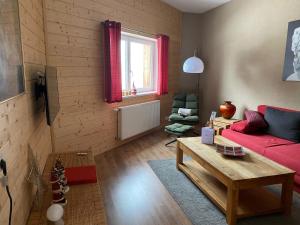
1,159,12,225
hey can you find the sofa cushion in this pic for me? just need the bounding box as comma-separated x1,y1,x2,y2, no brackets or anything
264,144,300,186
257,105,299,115
264,107,300,143
222,129,295,155
230,120,248,133
245,110,268,132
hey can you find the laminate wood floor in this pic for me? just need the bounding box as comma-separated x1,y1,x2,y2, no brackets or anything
95,131,192,225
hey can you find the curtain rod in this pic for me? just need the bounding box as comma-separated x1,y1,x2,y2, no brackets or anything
103,20,159,37
122,26,157,38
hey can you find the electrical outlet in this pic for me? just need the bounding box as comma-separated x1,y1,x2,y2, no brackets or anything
0,176,8,187
164,116,169,121
0,156,7,187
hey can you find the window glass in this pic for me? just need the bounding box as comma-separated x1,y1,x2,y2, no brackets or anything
121,32,157,96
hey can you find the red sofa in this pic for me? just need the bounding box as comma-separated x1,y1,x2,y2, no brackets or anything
222,105,300,193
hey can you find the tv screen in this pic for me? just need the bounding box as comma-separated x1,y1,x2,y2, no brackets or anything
45,66,60,126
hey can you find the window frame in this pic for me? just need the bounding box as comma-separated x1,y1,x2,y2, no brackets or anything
121,32,158,95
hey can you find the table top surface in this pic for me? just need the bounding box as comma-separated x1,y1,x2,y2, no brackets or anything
177,136,295,181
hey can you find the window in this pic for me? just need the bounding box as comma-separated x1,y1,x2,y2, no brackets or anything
121,32,157,96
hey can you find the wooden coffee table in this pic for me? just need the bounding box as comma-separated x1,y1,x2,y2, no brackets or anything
176,136,295,225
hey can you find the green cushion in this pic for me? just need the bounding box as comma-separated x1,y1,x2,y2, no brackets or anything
191,109,198,115
184,115,199,122
171,108,179,114
172,100,185,108
186,101,197,109
174,93,186,101
165,123,192,134
186,94,197,101
169,113,184,122
185,94,198,116
169,93,198,121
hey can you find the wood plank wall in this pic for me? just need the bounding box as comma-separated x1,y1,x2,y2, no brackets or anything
0,0,52,224
44,0,182,154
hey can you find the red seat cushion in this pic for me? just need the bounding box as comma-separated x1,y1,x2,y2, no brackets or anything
230,120,248,133
222,129,295,155
264,144,300,185
65,166,97,185
230,111,267,134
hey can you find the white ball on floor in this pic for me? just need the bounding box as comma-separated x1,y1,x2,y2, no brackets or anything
47,204,64,225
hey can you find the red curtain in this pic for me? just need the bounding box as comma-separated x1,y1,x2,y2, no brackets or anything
157,35,169,96
103,20,122,103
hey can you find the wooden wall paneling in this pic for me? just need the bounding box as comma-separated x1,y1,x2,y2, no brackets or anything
0,0,52,224
44,0,182,154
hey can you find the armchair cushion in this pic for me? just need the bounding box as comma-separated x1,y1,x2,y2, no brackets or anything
172,93,186,114
184,115,199,122
172,100,185,108
169,113,184,122
191,109,198,115
185,94,198,116
186,101,197,110
186,94,197,101
169,113,199,123
165,123,193,135
174,93,186,100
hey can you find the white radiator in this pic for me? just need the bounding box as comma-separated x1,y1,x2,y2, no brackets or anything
118,100,160,140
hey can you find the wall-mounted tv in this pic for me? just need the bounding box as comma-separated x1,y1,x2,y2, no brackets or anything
35,66,60,126
45,66,60,126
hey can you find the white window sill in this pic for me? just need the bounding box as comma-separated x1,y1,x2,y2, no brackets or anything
122,91,157,99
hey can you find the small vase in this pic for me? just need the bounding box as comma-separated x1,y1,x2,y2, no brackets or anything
220,101,236,119
131,82,137,96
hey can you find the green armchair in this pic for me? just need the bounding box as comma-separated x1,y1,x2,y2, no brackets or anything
168,93,199,124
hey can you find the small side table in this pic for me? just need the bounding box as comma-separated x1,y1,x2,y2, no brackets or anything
213,117,240,135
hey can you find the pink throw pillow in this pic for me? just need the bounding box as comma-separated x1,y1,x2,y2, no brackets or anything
230,111,268,134
245,110,268,132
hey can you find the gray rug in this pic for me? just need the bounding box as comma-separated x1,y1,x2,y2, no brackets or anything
148,159,300,225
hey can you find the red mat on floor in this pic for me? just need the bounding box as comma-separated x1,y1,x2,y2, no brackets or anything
65,166,97,185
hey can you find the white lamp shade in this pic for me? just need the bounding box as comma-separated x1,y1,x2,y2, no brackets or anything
183,56,204,74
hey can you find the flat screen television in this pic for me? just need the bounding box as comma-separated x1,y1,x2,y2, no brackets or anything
45,66,60,126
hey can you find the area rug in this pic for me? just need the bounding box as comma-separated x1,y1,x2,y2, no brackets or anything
148,159,300,225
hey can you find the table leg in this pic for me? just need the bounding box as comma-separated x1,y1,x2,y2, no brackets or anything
226,187,238,225
176,142,183,170
281,175,294,215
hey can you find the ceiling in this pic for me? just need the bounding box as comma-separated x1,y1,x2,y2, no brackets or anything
161,0,231,14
